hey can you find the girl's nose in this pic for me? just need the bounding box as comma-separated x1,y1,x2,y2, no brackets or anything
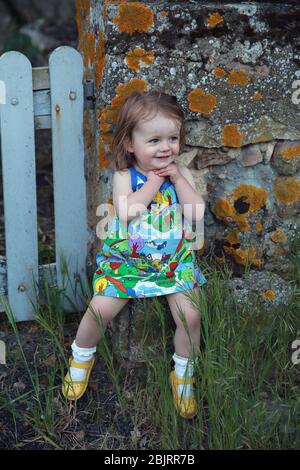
160,141,170,151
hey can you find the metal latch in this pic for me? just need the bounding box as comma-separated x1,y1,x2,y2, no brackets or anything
83,79,96,109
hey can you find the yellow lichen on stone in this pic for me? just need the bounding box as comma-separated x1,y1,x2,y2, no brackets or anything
228,69,250,86
233,214,249,232
83,31,95,68
231,184,268,214
261,290,275,301
76,0,91,51
253,91,263,101
221,124,244,147
271,229,287,243
96,31,105,88
226,230,240,245
113,2,154,35
207,12,224,28
125,48,154,70
255,221,263,232
212,199,235,222
273,177,300,204
213,67,227,78
224,246,259,266
187,88,217,115
280,145,300,160
160,11,168,17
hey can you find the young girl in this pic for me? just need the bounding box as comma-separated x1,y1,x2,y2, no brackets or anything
62,91,207,419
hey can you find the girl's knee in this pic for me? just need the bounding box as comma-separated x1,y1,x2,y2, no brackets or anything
179,310,201,330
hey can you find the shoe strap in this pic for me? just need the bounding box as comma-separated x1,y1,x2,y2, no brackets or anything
173,373,195,385
69,358,94,369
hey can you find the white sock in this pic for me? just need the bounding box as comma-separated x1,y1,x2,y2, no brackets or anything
173,353,194,398
69,340,96,381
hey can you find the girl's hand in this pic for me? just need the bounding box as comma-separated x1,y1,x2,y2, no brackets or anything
153,163,184,185
147,169,166,187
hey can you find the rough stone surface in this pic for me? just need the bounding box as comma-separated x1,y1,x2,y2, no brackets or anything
231,271,293,313
272,140,300,175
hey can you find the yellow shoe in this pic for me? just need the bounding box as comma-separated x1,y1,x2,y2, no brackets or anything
62,357,95,400
169,370,197,419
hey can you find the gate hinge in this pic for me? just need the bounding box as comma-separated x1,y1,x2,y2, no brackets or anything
83,79,96,109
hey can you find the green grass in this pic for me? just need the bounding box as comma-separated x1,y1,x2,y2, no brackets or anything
0,250,300,449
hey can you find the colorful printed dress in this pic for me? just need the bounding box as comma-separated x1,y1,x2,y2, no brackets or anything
92,166,207,298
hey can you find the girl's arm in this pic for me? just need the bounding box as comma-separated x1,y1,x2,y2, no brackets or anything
174,173,205,223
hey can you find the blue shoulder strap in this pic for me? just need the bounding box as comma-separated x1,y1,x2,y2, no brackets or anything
128,166,147,192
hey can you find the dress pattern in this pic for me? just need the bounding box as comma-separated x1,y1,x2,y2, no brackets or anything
92,166,207,298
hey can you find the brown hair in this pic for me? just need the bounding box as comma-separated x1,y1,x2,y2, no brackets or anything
109,91,185,172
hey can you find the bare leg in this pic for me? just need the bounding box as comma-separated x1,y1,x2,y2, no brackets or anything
75,295,130,348
165,289,201,357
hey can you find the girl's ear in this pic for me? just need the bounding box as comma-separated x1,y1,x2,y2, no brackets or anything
124,136,134,153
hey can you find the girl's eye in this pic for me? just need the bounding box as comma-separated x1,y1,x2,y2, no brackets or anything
149,139,159,143
171,137,178,141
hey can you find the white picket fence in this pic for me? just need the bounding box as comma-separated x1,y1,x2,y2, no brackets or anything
0,46,88,321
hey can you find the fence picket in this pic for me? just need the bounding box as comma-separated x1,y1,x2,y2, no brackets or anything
0,52,38,321
49,46,87,311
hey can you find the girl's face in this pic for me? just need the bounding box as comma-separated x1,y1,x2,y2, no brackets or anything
126,111,181,175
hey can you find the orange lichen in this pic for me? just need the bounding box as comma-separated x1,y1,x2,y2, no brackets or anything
233,214,249,232
226,230,240,245
253,258,263,267
95,31,105,88
98,140,110,168
113,3,154,35
187,88,217,115
224,246,260,267
207,12,224,28
261,290,275,301
213,67,227,78
231,184,268,214
255,221,263,233
253,91,263,101
83,110,95,150
221,124,244,147
99,78,148,168
83,31,95,68
273,177,300,204
228,69,250,86
160,11,168,17
76,0,91,51
213,184,268,233
125,48,154,70
212,199,235,222
280,145,300,160
271,229,287,243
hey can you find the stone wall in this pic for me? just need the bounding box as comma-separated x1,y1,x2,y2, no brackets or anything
76,1,300,365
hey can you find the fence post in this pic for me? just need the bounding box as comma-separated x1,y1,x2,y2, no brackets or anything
49,46,88,311
0,52,38,321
